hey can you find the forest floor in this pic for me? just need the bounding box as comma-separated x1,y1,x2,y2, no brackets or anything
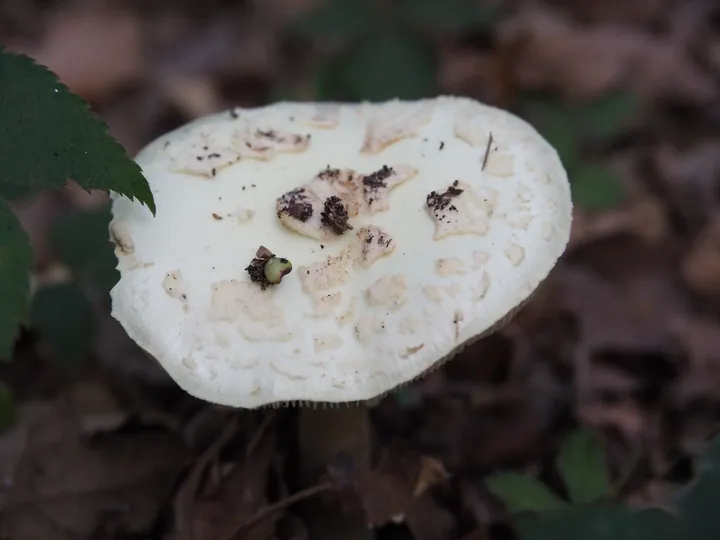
1,0,720,539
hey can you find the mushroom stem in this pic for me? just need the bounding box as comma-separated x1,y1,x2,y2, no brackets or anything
297,404,374,540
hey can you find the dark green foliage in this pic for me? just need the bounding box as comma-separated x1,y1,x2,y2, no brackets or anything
50,204,119,293
557,429,612,505
29,205,118,364
0,47,154,358
0,47,155,211
317,30,438,101
293,0,500,102
485,472,570,514
0,199,33,360
487,428,720,540
579,90,639,143
30,283,96,367
677,437,720,539
571,164,628,212
398,0,503,32
520,91,638,211
293,0,374,39
514,505,680,540
486,428,609,514
521,99,580,169
0,381,17,433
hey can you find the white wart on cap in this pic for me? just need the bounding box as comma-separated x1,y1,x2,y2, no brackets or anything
109,96,573,408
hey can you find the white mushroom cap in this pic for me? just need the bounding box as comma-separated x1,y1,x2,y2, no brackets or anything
109,96,572,408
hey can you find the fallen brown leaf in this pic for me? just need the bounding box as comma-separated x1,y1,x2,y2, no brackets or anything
669,315,720,452
159,74,222,120
405,494,457,540
356,441,454,539
8,5,146,103
414,455,450,498
0,401,191,540
558,266,686,353
681,213,720,299
651,141,720,227
190,425,278,540
275,514,309,540
500,6,716,102
626,479,675,508
66,375,130,435
570,196,669,249
671,315,720,371
173,417,240,540
550,0,672,26
460,529,490,540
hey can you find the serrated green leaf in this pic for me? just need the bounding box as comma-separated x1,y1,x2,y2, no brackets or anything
521,99,580,169
571,164,626,211
0,47,154,213
50,205,119,292
292,0,375,40
514,505,680,540
0,199,33,361
0,382,16,432
398,0,502,32
579,90,638,143
557,429,611,505
485,472,569,514
329,31,437,101
30,282,96,366
677,435,720,539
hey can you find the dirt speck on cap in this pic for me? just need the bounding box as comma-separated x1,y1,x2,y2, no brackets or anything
321,195,353,235
277,187,314,222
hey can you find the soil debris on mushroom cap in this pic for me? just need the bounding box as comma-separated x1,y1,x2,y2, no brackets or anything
277,188,314,222
426,180,464,213
318,166,342,180
363,165,395,208
245,246,293,290
321,195,353,235
363,165,394,190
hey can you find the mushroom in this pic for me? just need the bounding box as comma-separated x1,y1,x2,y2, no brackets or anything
109,97,572,538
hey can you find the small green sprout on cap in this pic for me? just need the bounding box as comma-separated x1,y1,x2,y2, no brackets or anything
246,245,293,289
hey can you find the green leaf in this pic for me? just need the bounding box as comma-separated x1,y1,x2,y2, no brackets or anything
0,47,155,213
485,472,569,514
0,183,37,201
677,435,720,539
327,31,437,101
579,90,638,143
521,99,580,169
0,382,16,432
50,205,119,292
292,0,375,40
571,164,626,211
0,199,33,361
514,505,680,540
30,282,96,366
557,429,611,505
398,0,502,32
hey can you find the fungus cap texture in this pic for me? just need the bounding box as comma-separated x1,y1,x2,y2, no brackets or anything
109,96,573,408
